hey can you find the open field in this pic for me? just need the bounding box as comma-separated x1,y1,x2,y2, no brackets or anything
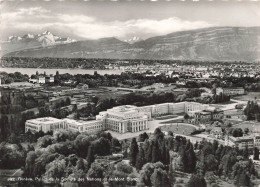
234,121,260,132
233,92,260,102
160,123,196,135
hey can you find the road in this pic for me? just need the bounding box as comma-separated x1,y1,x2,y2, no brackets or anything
209,99,247,111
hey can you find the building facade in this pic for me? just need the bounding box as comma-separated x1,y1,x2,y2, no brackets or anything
216,87,245,96
254,134,260,149
65,119,104,133
96,105,149,133
210,127,223,139
25,117,66,133
225,135,254,150
25,101,217,134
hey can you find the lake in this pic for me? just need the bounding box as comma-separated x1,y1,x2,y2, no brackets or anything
0,68,124,76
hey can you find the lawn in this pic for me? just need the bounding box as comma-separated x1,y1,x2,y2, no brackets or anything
233,92,260,102
234,121,260,132
160,123,196,135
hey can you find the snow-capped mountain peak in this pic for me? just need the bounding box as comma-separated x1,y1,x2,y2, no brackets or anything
8,36,22,42
42,30,53,36
4,30,77,52
124,36,143,44
22,33,35,39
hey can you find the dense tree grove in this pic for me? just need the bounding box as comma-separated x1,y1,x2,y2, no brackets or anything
0,142,27,169
0,71,29,84
244,101,260,121
1,125,259,186
188,174,207,187
14,131,119,186
131,128,258,187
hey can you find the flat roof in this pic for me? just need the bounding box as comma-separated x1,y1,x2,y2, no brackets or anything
66,119,101,126
27,117,64,124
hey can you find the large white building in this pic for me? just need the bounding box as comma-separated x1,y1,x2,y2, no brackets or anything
25,101,212,134
96,105,149,133
65,119,104,133
25,117,66,133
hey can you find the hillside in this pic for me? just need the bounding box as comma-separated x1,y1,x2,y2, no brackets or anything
3,27,260,61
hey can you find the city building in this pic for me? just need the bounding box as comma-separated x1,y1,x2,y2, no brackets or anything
25,101,218,134
45,75,54,83
189,107,223,124
254,134,260,149
38,76,46,84
210,127,223,139
216,87,245,96
225,135,254,150
224,109,246,120
65,119,104,133
25,117,66,133
96,105,149,133
29,75,54,84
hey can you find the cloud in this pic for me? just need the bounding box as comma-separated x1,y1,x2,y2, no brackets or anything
1,6,213,40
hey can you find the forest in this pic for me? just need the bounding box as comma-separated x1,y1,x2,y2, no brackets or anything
1,128,258,187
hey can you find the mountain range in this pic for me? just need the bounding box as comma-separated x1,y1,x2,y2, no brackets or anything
2,27,260,61
1,31,76,56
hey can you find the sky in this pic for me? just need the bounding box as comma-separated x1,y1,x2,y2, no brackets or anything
1,1,260,41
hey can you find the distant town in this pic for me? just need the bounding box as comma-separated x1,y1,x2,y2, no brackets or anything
1,58,260,186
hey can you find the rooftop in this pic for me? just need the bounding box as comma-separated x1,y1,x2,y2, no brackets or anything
65,119,101,126
28,117,64,124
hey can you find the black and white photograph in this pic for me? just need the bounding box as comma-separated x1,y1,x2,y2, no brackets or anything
0,0,260,186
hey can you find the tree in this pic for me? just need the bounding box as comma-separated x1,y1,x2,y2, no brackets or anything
236,171,250,187
244,128,249,135
180,149,189,172
253,147,259,160
143,140,153,163
231,128,243,137
76,158,85,171
87,144,95,169
130,138,139,166
184,113,190,120
168,131,174,136
65,98,71,106
136,146,145,171
243,144,249,160
186,146,196,173
138,132,149,142
37,135,53,148
212,140,219,155
150,168,171,187
44,158,66,180
152,141,160,163
111,138,121,152
187,174,207,187
8,132,19,144
117,161,133,174
86,163,104,187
